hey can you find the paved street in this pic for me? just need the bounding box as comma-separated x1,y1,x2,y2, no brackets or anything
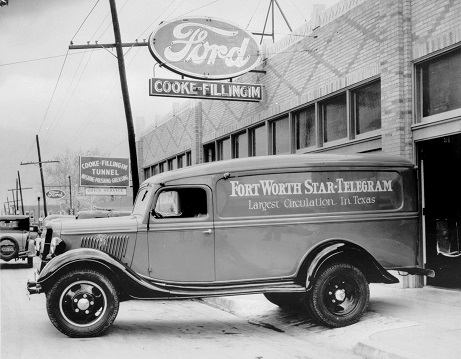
3,258,461,359
1,258,360,359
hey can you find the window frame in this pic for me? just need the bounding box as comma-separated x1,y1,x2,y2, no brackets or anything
269,115,291,155
249,123,267,156
351,80,382,139
414,46,461,124
150,185,211,223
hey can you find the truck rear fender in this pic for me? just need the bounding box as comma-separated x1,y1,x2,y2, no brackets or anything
299,241,399,289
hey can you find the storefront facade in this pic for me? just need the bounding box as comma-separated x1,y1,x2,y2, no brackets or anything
138,0,461,288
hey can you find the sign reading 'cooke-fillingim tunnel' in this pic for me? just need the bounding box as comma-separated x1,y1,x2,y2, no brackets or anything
80,156,130,187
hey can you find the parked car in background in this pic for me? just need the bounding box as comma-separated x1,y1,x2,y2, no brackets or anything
76,210,111,219
107,210,132,218
0,215,36,267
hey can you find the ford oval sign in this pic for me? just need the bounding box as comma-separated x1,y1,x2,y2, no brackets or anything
46,189,66,199
148,17,261,80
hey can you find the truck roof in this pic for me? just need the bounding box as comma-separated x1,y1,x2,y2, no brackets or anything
143,153,414,187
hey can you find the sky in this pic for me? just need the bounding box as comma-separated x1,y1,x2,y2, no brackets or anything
0,0,340,210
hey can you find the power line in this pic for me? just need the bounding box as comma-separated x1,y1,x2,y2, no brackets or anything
72,0,101,41
42,50,96,148
37,50,70,135
0,50,101,67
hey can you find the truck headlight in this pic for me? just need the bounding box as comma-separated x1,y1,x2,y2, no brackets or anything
49,237,62,255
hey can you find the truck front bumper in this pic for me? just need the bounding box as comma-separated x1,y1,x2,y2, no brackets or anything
27,279,42,295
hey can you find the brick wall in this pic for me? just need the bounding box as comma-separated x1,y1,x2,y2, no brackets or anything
140,0,461,168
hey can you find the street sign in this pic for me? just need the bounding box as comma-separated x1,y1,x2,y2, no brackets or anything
45,189,66,199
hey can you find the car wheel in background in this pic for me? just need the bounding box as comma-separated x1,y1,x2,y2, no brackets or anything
0,237,19,262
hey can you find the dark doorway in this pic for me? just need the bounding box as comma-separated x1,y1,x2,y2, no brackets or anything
420,133,461,288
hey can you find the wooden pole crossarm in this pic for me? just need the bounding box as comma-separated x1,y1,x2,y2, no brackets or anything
69,41,148,50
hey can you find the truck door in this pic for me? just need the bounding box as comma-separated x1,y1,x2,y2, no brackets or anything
147,186,215,282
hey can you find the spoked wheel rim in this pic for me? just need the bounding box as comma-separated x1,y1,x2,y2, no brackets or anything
59,280,108,327
322,274,360,317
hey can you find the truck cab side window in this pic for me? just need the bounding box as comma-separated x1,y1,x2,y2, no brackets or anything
154,188,208,219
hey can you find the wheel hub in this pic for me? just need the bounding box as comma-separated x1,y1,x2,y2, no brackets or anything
77,297,90,311
60,281,106,326
334,288,346,302
324,277,360,316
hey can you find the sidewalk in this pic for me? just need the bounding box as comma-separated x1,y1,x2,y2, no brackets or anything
201,284,461,359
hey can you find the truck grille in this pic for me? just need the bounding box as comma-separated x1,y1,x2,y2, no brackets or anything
81,234,128,260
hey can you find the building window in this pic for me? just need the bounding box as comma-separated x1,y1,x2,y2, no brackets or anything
143,168,150,180
186,151,192,166
418,48,461,118
204,143,216,162
250,124,266,156
167,158,175,171
177,154,184,169
159,162,165,173
152,165,158,175
352,81,381,135
322,94,347,143
295,106,316,150
271,116,290,155
233,131,248,158
217,137,231,160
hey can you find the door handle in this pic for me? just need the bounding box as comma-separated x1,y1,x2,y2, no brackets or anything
203,229,212,234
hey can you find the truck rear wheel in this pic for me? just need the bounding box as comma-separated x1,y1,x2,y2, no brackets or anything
46,269,119,338
305,263,369,327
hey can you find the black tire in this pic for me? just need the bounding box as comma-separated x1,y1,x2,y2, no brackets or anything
46,269,119,338
0,238,19,262
305,263,369,328
27,256,34,268
264,292,306,309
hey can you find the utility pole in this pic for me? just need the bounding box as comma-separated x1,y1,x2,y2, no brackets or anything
69,1,140,201
36,135,47,217
108,0,139,199
8,188,16,214
17,171,25,215
15,179,19,212
68,175,73,215
6,196,11,214
21,135,59,218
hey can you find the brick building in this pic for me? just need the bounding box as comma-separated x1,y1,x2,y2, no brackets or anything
138,0,461,288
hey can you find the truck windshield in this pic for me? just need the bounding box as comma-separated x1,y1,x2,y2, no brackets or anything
132,184,153,216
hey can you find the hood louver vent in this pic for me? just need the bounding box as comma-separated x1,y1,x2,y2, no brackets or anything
81,234,128,260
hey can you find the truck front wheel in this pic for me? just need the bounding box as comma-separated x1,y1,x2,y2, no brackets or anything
46,269,119,338
305,263,369,327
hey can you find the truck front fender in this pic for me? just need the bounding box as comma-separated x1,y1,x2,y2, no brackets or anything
32,248,169,299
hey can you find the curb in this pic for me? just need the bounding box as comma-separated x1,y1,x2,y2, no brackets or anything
352,339,418,359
